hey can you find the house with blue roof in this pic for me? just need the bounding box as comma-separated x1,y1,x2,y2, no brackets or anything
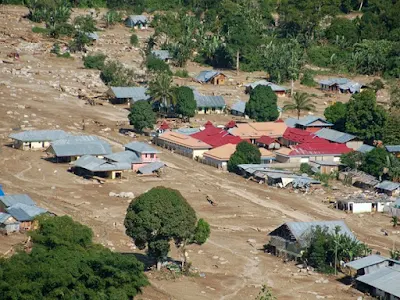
386,145,400,158
151,50,172,62
375,181,400,197
125,15,148,29
244,80,288,97
73,155,131,179
285,116,333,133
0,194,36,212
319,78,350,92
193,90,226,114
314,128,362,150
230,100,246,116
193,70,227,85
6,203,47,231
9,130,69,150
107,86,150,104
0,212,20,235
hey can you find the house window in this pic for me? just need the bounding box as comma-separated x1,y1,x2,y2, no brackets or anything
212,107,216,111
150,154,154,158
198,107,203,111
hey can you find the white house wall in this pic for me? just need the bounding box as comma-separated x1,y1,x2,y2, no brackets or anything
352,202,372,213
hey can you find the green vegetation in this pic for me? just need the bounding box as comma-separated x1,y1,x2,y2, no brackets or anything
83,53,107,70
128,101,156,132
283,92,315,119
391,216,398,228
245,86,279,122
0,216,148,299
300,70,317,87
174,86,196,119
384,110,400,145
324,102,347,132
174,69,189,78
340,151,365,170
361,148,390,179
103,9,123,28
300,163,313,176
148,72,175,111
130,34,139,46
32,26,48,34
228,142,261,173
124,187,210,270
100,60,135,86
146,55,172,75
255,285,276,300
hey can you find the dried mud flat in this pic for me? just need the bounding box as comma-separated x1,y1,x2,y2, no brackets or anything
0,5,397,300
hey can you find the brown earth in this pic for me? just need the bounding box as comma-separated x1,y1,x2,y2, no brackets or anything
0,5,397,300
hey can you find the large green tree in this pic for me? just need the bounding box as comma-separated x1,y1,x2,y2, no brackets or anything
128,101,156,132
324,102,347,132
361,147,388,179
175,86,196,119
340,151,365,170
384,110,400,145
0,216,148,300
283,92,316,119
245,85,279,122
227,141,261,173
345,90,387,142
148,72,176,112
124,187,210,270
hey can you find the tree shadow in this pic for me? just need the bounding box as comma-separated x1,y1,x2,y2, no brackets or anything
120,252,183,271
336,275,354,286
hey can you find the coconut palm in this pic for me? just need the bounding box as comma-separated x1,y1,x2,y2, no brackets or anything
148,72,176,112
283,92,316,119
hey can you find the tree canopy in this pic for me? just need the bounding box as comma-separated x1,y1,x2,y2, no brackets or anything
245,86,279,122
383,110,400,145
128,101,156,132
124,187,210,270
0,216,148,300
324,102,347,132
283,92,315,119
228,141,261,173
361,147,388,179
175,86,196,119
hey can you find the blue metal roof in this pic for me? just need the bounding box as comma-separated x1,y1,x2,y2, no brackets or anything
338,81,362,93
319,78,350,86
6,203,47,221
245,80,288,91
356,266,400,297
231,101,246,114
48,136,112,157
86,32,99,40
375,181,400,191
194,91,225,108
124,141,160,154
105,151,141,164
173,128,201,135
126,15,148,24
74,155,131,172
9,130,68,142
345,255,395,270
284,117,298,128
109,87,150,102
0,194,36,207
315,128,356,143
296,116,333,127
151,50,171,60
386,145,400,153
138,161,165,174
357,144,375,153
194,70,221,83
0,212,14,224
0,184,4,197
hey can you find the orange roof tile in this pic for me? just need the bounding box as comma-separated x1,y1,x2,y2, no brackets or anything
275,147,292,155
158,131,211,149
230,122,287,139
203,143,237,161
259,148,276,157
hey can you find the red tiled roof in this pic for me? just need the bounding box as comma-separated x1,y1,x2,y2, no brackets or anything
204,120,213,127
289,143,352,156
283,127,329,144
159,121,170,130
225,120,236,129
275,119,284,123
191,126,242,148
256,135,278,146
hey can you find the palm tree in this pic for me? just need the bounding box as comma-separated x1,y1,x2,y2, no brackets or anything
283,92,316,119
148,72,176,112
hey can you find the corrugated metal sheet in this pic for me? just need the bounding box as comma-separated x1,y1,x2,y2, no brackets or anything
194,91,225,108
194,70,220,83
173,128,201,135
49,136,112,157
375,181,400,191
126,15,148,25
74,155,131,172
315,128,356,143
9,130,68,142
86,32,98,40
284,117,298,128
357,144,375,153
124,142,160,154
105,151,141,164
319,78,349,86
296,116,333,127
151,50,171,60
345,255,391,270
0,212,12,224
138,161,165,174
285,220,355,242
6,203,47,222
356,266,400,297
245,80,288,91
0,194,36,207
0,185,5,197
338,81,362,93
109,87,150,102
231,101,246,114
386,145,400,153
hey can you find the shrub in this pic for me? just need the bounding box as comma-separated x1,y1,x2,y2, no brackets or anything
32,26,48,34
83,53,107,70
300,70,316,87
174,69,189,78
130,34,139,46
100,60,135,86
193,219,210,245
300,163,313,175
146,54,172,74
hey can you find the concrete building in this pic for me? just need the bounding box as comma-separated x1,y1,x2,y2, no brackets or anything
230,101,246,116
285,116,333,133
107,86,150,104
0,212,20,235
154,131,212,160
125,15,148,29
47,135,112,163
345,255,400,277
256,135,281,150
191,122,242,148
73,155,131,179
0,194,36,212
386,145,400,158
309,160,341,174
151,50,172,62
314,128,362,150
228,122,287,142
202,143,237,170
6,203,47,231
336,194,394,214
280,127,329,147
137,161,165,175
375,181,400,197
194,90,226,114
9,130,69,150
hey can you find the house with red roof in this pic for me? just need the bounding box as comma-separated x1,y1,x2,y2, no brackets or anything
280,127,329,147
157,121,170,134
191,124,242,148
275,142,352,164
256,135,280,150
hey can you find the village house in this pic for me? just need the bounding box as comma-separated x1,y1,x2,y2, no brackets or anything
314,128,362,150
46,135,112,163
338,170,380,190
244,80,288,97
386,145,400,158
228,122,287,142
375,181,400,197
125,15,149,29
107,86,150,104
336,193,394,214
157,121,170,134
191,122,242,148
9,130,69,151
309,160,341,174
6,203,47,231
151,50,172,62
0,194,36,212
275,142,352,165
202,143,237,170
73,155,131,179
154,131,212,160
256,135,280,150
319,78,351,92
285,116,333,133
259,148,276,164
193,70,227,85
193,90,226,114
345,255,400,277
230,100,246,116
280,127,329,147
266,220,355,259
0,212,20,235
137,161,165,176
